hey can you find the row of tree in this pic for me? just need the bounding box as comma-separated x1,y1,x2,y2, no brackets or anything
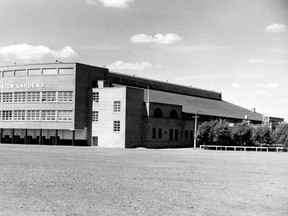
197,120,288,147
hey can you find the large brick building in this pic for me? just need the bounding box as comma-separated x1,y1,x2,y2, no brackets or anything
0,62,277,148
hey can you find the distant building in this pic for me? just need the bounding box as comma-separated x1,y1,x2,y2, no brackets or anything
262,116,284,130
0,62,282,148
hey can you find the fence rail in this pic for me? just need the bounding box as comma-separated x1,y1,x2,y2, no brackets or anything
200,145,288,152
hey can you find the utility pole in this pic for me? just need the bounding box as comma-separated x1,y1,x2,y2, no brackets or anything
193,111,199,149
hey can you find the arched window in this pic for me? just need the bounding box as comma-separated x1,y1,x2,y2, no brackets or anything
169,109,178,119
153,108,163,118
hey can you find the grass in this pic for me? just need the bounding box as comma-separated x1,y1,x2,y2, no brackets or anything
0,144,288,216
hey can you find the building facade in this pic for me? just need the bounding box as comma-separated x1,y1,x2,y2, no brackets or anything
0,62,282,148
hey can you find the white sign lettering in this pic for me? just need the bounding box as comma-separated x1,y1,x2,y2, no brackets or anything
0,82,44,90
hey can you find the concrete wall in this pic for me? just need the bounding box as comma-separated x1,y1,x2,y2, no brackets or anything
92,87,126,148
0,63,76,130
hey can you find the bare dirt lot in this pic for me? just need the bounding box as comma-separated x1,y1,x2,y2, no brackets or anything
0,144,287,216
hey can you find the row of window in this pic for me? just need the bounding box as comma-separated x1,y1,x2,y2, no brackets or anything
0,68,73,78
0,110,73,122
152,128,194,141
0,91,73,103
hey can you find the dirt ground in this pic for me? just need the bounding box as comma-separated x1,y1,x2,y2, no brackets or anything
0,144,287,216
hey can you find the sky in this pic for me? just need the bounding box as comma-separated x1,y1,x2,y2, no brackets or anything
0,0,288,121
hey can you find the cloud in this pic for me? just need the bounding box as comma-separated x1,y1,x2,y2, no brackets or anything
109,60,161,70
97,0,133,8
86,0,97,5
131,33,182,44
231,83,240,88
278,99,288,103
264,47,288,53
266,23,287,33
0,44,78,61
255,83,279,89
249,58,266,63
249,58,288,65
256,90,270,96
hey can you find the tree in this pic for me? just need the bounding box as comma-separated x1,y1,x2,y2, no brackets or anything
213,120,232,146
197,121,215,145
231,121,253,146
197,120,232,146
273,123,288,147
252,124,272,146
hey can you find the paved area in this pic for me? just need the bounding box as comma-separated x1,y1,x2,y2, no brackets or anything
0,144,288,216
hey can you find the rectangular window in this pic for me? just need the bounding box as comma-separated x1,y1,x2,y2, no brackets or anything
2,110,12,121
0,93,2,103
41,110,56,121
158,128,162,139
15,69,26,77
27,110,40,121
113,101,121,112
42,91,56,102
14,92,26,103
58,91,73,102
27,92,40,103
152,128,156,139
3,70,14,77
169,129,173,141
92,111,99,122
28,69,41,76
113,121,120,132
93,92,99,103
59,68,74,75
175,129,179,141
58,110,73,121
43,68,57,75
2,93,13,103
14,110,26,121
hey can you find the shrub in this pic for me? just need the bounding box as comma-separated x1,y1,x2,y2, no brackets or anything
273,123,288,147
212,120,232,146
197,121,216,145
252,124,272,146
197,120,232,146
231,121,253,146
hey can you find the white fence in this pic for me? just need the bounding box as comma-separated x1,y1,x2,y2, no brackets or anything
200,145,288,152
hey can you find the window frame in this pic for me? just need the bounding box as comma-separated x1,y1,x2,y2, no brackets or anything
27,92,41,103
2,92,13,103
113,121,120,132
58,91,73,102
113,101,121,112
57,110,73,122
26,110,41,121
93,92,99,103
13,110,26,121
42,91,57,103
41,110,56,121
92,111,99,122
14,92,26,103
